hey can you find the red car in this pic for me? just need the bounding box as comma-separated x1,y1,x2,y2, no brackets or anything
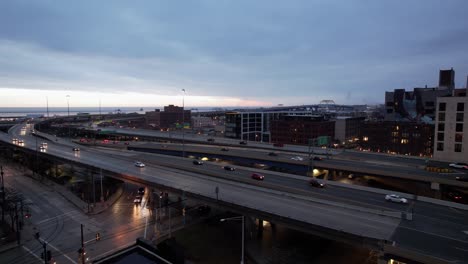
251,173,265,181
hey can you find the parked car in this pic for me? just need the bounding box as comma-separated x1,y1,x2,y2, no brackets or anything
312,156,323,161
385,194,408,204
134,161,145,167
251,173,265,181
268,152,278,156
309,178,325,188
449,163,468,169
221,148,229,151
193,160,204,165
223,166,235,171
239,141,247,145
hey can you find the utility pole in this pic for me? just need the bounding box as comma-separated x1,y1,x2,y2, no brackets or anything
182,89,186,158
100,168,104,203
81,224,85,264
1,166,5,222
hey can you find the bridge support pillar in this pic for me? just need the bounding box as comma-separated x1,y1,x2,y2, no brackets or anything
257,219,263,237
431,182,441,199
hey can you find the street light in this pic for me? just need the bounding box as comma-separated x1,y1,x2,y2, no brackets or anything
220,215,245,264
181,89,186,158
66,95,71,138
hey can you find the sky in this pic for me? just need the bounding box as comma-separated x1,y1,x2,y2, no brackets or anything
1,0,468,108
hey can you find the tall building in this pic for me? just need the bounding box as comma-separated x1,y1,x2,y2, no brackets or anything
334,116,365,143
359,121,434,156
385,69,455,123
270,115,335,145
433,92,468,163
144,105,191,130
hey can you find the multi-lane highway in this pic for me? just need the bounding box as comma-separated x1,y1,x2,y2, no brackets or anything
3,124,468,263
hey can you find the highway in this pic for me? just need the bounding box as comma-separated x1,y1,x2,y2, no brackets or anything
3,124,468,263
83,127,468,187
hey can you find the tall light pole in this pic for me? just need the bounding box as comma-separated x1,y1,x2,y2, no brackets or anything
66,95,71,138
220,216,245,264
181,89,186,158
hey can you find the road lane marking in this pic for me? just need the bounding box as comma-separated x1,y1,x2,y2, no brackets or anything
36,210,81,225
90,240,135,261
22,245,43,262
401,226,468,244
39,238,77,264
455,247,468,252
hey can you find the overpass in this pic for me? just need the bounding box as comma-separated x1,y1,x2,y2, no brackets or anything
2,125,468,263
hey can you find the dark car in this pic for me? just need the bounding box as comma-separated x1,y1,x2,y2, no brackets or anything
197,205,211,215
447,192,463,201
138,187,145,195
455,176,468,182
223,166,235,171
221,148,229,151
239,141,247,145
207,138,215,142
309,178,325,188
313,156,323,161
193,160,204,165
251,173,265,181
268,152,278,156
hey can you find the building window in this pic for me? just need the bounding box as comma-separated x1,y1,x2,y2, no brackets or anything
401,139,409,144
455,133,463,142
457,103,465,112
438,123,445,131
426,109,434,114
437,132,444,141
386,102,394,107
386,109,393,114
437,142,444,151
439,102,446,111
363,136,368,141
438,113,445,121
456,113,464,122
391,132,399,137
456,123,463,132
425,101,434,107
455,144,462,152
402,132,409,138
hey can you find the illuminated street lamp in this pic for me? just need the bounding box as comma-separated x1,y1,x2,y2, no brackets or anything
220,215,245,264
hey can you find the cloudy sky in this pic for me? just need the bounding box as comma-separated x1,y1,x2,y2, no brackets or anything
1,1,467,108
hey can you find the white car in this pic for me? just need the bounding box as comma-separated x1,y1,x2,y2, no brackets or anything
134,161,145,167
449,163,468,169
291,156,304,161
385,194,408,204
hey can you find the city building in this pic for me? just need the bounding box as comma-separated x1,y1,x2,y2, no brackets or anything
145,105,191,130
270,115,335,145
385,68,455,123
191,116,215,129
359,121,434,156
433,90,468,163
334,116,365,144
225,111,323,142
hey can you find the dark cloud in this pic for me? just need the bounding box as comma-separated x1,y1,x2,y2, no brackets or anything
1,0,468,105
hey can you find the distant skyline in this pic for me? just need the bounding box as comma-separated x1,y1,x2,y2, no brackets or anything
1,1,468,107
